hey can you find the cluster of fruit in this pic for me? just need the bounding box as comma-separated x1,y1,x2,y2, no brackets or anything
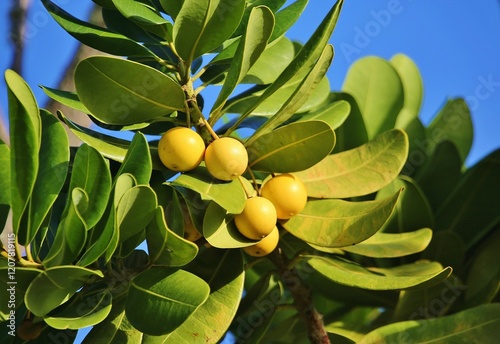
158,127,308,257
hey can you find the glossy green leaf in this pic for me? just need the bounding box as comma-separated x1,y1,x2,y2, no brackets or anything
43,290,113,330
40,86,89,113
0,141,10,230
297,97,350,130
43,188,88,267
391,54,423,128
342,56,404,139
42,0,156,57
203,201,257,248
157,249,245,343
20,110,69,245
434,149,500,249
125,267,210,335
112,0,170,39
115,132,152,185
427,98,473,164
211,6,274,116
222,0,343,130
420,231,465,270
25,266,103,317
146,206,198,266
283,191,401,248
342,228,432,258
463,227,500,309
376,175,434,234
413,141,462,211
75,56,185,125
171,166,246,214
5,69,40,235
359,303,500,344
243,45,333,144
270,0,308,41
80,297,128,344
117,185,157,243
295,129,408,198
69,144,112,228
0,265,40,318
306,256,452,291
247,120,335,172
173,0,245,62
159,0,183,19
57,111,167,171
331,92,369,152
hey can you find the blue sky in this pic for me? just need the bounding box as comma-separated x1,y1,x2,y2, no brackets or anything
0,1,499,342
1,1,500,166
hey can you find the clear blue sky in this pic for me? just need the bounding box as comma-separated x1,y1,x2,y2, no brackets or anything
0,1,499,342
1,1,500,166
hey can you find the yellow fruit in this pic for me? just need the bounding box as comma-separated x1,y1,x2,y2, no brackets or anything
158,127,205,172
183,211,202,243
243,226,279,257
261,173,307,219
235,197,277,240
205,137,248,181
17,319,43,340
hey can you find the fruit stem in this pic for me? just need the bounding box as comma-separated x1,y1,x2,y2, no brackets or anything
238,176,253,198
247,168,260,194
269,247,330,344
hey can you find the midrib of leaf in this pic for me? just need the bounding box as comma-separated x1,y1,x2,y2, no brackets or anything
297,198,395,221
86,61,181,111
249,127,331,167
188,0,213,65
301,132,403,182
130,281,199,308
416,317,500,344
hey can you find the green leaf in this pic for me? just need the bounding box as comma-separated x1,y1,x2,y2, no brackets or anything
56,112,167,171
376,175,434,234
117,185,157,243
5,69,40,235
412,141,462,211
203,201,257,248
116,132,152,185
146,206,198,266
211,6,274,116
221,0,343,130
359,303,500,344
295,129,408,198
69,144,112,228
296,97,351,130
75,56,185,125
243,44,333,144
342,56,404,139
20,109,69,245
43,188,88,267
247,120,335,173
173,0,245,63
171,166,246,214
0,141,10,230
434,149,500,249
427,98,473,164
40,86,89,113
283,191,401,248
341,228,433,258
390,54,423,128
420,231,465,270
463,227,500,309
159,0,183,19
270,0,308,41
306,256,452,291
0,265,40,318
42,0,156,57
331,92,369,152
157,249,245,343
43,290,113,330
24,265,103,317
125,267,210,335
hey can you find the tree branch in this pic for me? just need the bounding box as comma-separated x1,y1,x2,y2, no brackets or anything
9,0,31,74
270,247,330,344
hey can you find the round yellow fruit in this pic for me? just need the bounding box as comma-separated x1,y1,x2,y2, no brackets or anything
205,137,248,181
235,197,277,240
158,127,205,172
261,173,307,219
17,319,43,340
243,226,279,257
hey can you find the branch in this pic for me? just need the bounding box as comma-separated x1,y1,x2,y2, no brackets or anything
9,0,31,74
269,248,330,344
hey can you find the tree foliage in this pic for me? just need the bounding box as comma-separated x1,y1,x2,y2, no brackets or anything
0,0,498,343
